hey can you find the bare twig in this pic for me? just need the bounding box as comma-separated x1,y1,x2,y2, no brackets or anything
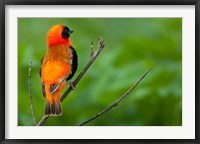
28,56,37,125
37,38,105,126
78,67,152,126
37,115,49,126
90,41,94,57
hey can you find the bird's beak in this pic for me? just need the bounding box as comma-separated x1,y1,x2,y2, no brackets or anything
68,29,74,35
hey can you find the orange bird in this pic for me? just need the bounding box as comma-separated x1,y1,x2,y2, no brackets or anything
40,24,78,116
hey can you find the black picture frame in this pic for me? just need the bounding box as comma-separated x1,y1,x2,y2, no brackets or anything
1,0,199,143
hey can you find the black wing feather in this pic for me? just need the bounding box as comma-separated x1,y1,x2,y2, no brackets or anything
39,57,43,77
39,57,46,98
67,46,78,81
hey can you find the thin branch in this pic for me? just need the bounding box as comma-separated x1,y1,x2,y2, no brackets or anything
78,67,152,126
90,41,94,57
37,115,49,126
37,38,105,126
28,56,37,125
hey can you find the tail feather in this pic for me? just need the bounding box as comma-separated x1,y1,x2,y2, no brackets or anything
55,102,62,115
45,101,62,116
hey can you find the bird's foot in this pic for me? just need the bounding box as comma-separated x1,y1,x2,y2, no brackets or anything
67,81,77,91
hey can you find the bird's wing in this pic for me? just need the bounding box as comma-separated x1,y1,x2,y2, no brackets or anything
39,57,46,98
66,46,78,81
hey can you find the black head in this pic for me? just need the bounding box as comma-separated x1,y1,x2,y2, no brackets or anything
62,26,74,39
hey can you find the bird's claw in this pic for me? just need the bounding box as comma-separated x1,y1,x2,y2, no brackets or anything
68,81,77,91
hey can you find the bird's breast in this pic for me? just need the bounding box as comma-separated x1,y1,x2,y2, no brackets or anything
41,44,72,84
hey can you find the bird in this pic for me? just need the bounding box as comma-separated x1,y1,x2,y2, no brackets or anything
40,24,78,116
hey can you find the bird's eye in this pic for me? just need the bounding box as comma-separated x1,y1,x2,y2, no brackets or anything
62,26,70,39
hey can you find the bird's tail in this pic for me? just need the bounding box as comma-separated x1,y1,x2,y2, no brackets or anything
45,100,62,116
44,83,65,116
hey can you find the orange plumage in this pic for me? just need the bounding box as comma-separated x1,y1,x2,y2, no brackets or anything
40,24,78,116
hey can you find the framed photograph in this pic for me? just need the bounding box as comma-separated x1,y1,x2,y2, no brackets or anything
1,0,199,143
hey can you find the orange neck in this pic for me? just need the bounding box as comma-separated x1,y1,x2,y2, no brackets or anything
47,37,71,48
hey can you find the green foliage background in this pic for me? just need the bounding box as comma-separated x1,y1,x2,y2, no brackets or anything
18,18,182,126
